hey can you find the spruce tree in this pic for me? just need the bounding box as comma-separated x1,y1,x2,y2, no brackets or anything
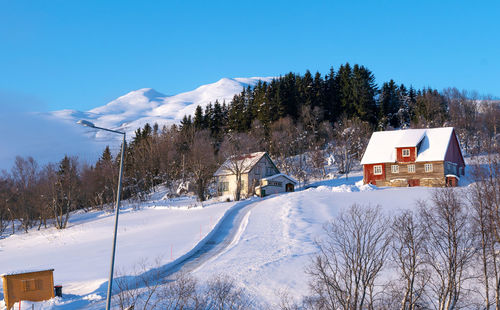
352,64,378,125
324,67,340,122
379,80,400,128
193,105,204,130
336,63,355,118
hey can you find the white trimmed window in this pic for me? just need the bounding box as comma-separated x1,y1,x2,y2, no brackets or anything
402,149,410,157
425,163,433,172
373,165,383,175
408,164,415,173
391,165,399,173
219,182,229,192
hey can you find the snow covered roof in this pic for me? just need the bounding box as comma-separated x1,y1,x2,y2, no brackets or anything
214,152,268,176
1,268,54,277
395,130,425,147
360,127,456,165
261,173,298,184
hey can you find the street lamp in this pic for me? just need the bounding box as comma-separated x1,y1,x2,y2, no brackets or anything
77,120,125,310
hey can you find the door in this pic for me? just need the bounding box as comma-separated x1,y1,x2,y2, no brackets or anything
446,176,457,187
408,179,420,187
285,183,294,192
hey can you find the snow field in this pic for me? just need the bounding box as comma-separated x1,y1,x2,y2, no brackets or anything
191,180,437,306
0,198,236,307
1,174,470,309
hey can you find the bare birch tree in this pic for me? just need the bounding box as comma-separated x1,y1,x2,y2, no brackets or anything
219,133,258,201
470,155,500,309
188,130,217,201
307,204,391,310
390,210,429,310
419,189,476,310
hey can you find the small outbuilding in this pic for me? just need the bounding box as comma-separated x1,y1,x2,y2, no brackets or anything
1,269,55,310
255,173,297,197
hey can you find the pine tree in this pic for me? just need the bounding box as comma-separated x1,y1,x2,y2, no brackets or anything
379,80,400,128
193,105,204,130
336,63,355,118
352,64,378,125
180,115,192,131
324,67,340,122
397,84,411,128
211,100,224,139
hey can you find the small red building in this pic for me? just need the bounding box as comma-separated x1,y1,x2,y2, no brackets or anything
360,127,465,187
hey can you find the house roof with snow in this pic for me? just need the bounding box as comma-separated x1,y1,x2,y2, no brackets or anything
214,152,278,176
360,127,462,165
261,173,298,184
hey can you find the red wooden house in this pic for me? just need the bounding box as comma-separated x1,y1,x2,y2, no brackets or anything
360,127,465,187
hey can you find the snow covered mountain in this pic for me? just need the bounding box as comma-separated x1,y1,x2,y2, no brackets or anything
50,77,273,140
0,77,272,170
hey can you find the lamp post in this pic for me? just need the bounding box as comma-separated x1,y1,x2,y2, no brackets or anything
77,120,125,310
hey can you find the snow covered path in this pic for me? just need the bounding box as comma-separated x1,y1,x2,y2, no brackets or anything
83,198,260,309
159,198,258,276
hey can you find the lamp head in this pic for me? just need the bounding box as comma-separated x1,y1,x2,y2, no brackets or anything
77,120,96,128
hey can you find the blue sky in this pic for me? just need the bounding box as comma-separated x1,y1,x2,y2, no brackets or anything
1,0,499,112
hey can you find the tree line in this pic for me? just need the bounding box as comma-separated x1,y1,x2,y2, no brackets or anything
1,63,499,234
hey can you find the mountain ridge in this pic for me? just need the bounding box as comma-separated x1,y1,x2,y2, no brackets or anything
49,77,273,139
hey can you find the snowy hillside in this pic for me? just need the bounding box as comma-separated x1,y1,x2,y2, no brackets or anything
0,173,454,309
49,77,273,141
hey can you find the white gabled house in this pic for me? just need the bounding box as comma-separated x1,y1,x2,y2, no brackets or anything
214,152,297,199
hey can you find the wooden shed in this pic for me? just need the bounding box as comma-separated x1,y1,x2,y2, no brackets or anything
1,269,55,310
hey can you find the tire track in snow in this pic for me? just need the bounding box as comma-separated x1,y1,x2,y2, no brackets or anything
85,198,259,310
161,198,258,277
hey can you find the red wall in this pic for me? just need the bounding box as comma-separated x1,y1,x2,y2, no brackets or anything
363,164,385,184
396,147,416,162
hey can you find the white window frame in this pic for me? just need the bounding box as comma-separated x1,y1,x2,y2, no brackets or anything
373,165,383,175
402,149,410,157
391,165,399,174
220,182,229,192
425,163,433,172
408,164,415,173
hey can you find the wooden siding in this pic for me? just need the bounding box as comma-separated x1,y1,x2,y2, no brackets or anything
444,129,466,174
2,270,55,310
375,161,446,187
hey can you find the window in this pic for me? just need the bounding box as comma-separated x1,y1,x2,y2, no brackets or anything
425,163,433,172
219,182,229,192
402,149,410,157
408,164,415,173
22,279,41,292
373,165,383,175
391,165,399,173
269,181,282,187
241,180,245,189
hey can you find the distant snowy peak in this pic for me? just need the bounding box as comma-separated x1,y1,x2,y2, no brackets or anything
89,88,166,115
49,76,273,140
